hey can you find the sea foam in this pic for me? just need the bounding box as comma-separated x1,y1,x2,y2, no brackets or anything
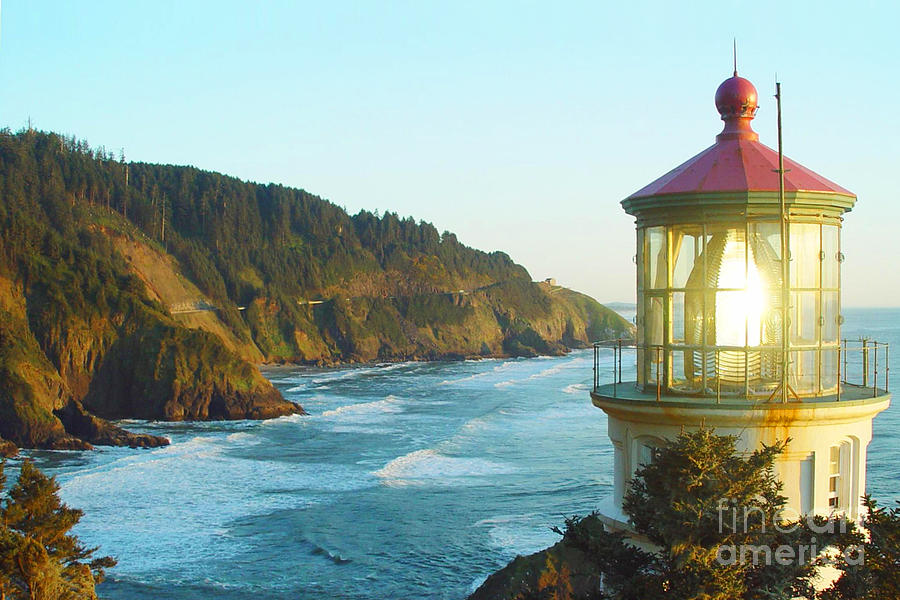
373,448,515,485
319,395,405,419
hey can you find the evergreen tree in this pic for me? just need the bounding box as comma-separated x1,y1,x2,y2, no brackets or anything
0,460,115,600
820,495,900,600
555,429,849,600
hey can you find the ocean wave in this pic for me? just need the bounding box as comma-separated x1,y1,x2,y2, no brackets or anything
473,513,539,527
328,425,397,435
459,415,491,434
439,360,516,385
311,544,352,565
224,431,259,444
372,361,419,372
57,434,375,574
373,448,514,484
67,435,227,478
319,395,405,418
259,413,306,427
562,383,589,394
310,361,419,386
468,574,491,595
486,522,559,557
310,369,369,385
528,365,563,379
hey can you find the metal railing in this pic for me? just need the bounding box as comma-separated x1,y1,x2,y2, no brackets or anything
592,338,638,399
840,339,890,400
592,338,890,402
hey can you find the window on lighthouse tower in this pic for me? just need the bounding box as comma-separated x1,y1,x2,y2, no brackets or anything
828,442,850,511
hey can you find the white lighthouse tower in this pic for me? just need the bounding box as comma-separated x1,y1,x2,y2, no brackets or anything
591,72,890,529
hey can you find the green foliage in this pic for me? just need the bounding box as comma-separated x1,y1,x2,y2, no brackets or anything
402,294,473,327
0,460,114,599
482,280,553,321
552,430,849,600
0,128,575,366
0,129,527,313
820,496,900,600
554,289,633,343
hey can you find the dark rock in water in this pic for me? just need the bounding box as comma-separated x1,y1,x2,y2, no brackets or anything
55,401,169,448
0,436,17,458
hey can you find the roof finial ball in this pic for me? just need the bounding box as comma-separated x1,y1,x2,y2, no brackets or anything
714,74,760,141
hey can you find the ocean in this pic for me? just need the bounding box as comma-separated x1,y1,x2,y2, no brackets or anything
17,308,900,599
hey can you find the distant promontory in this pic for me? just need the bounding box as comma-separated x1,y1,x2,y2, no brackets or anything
0,129,632,453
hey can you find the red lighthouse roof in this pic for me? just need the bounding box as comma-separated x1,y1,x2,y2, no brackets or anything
626,75,854,200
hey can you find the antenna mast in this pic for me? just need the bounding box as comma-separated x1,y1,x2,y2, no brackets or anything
776,79,790,403
733,39,738,75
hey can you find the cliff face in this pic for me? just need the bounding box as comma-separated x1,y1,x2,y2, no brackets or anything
243,280,630,364
0,129,629,453
82,323,293,421
0,268,300,452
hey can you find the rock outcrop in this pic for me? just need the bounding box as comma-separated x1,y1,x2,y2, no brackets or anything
55,401,168,448
469,516,605,600
81,323,304,421
0,436,17,458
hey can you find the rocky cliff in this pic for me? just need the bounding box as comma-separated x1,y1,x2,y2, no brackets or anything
0,129,629,454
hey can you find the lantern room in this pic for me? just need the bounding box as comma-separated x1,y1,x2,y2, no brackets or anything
624,74,853,400
591,71,890,526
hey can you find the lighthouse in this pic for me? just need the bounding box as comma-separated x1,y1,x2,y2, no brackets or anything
591,71,890,529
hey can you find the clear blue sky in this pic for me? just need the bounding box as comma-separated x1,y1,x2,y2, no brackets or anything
2,1,897,306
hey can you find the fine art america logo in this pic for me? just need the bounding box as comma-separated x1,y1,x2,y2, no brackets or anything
715,498,865,566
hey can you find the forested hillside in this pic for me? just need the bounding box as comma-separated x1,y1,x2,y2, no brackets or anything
0,128,631,453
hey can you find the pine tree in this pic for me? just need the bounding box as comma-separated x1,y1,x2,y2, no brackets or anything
553,429,850,600
0,460,115,600
820,495,900,600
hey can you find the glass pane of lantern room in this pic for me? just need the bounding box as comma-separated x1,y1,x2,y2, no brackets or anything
646,296,664,346
749,221,784,356
790,224,821,289
647,227,666,290
636,290,645,385
643,295,664,389
671,349,701,393
672,292,686,343
704,226,744,287
672,226,702,289
822,348,838,393
636,228,645,293
715,291,749,347
749,222,783,331
750,222,782,262
791,291,820,346
822,225,839,290
822,292,839,344
790,349,819,395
